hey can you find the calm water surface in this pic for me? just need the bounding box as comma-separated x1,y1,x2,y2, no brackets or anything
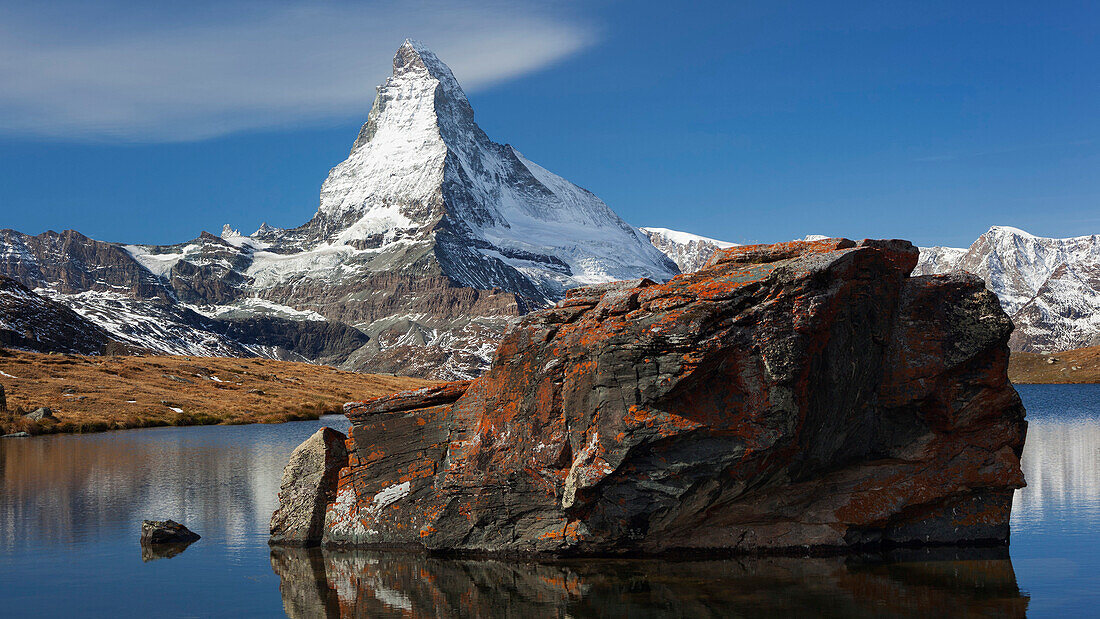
1,384,1097,617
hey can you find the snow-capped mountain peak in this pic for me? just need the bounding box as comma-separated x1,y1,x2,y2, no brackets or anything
309,40,678,301
916,225,1100,352
640,227,738,273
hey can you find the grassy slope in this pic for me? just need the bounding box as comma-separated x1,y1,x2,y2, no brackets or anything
1008,345,1100,384
0,349,430,435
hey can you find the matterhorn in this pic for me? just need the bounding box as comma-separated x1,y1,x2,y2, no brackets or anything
0,40,679,379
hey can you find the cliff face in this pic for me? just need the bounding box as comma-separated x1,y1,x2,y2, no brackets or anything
273,237,1027,555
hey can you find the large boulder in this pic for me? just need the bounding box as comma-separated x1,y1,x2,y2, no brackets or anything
278,238,1027,555
270,427,349,546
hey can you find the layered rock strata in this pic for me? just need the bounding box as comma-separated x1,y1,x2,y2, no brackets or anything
272,237,1027,555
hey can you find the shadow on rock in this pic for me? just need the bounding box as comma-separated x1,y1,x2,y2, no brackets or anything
140,540,198,562
270,546,1029,618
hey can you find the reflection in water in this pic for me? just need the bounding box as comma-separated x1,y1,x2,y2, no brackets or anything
0,421,343,553
141,540,197,562
1011,415,1100,532
271,547,1027,618
1,387,1098,615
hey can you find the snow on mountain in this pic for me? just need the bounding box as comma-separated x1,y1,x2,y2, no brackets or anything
0,277,113,354
46,289,252,357
640,227,738,273
916,225,1100,352
308,39,678,301
0,40,681,379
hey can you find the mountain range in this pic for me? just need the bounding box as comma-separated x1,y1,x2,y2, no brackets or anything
1,41,1096,374
916,225,1100,353
0,41,678,379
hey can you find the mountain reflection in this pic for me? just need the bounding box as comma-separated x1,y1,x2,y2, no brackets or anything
271,547,1028,618
0,422,335,552
1012,414,1100,531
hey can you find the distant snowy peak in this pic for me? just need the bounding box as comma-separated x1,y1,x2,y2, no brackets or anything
916,225,1100,352
641,227,738,273
309,40,678,298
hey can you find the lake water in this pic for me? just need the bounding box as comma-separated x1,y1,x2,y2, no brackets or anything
1,384,1097,617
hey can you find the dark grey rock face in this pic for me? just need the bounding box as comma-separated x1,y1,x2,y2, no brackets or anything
0,276,114,354
270,428,349,547
211,317,370,366
140,519,201,545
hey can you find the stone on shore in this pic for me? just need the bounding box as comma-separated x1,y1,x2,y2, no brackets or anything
270,427,349,547
275,237,1027,555
141,519,201,545
24,407,55,421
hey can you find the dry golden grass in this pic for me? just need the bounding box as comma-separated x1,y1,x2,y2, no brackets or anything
1009,345,1100,384
0,349,431,435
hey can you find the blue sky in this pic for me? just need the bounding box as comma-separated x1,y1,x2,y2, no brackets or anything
0,0,1097,248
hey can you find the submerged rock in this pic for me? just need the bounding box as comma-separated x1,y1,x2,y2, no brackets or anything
270,427,348,546
140,519,201,545
276,238,1027,555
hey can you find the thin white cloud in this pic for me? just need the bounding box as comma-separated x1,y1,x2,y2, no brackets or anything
0,1,595,142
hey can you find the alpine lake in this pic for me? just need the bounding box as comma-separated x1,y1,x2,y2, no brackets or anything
1,384,1097,617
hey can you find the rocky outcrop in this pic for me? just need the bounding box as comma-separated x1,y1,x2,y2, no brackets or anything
273,237,1027,555
344,380,472,421
270,428,349,546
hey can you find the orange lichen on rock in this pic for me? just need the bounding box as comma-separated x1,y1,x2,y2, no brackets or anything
273,237,1026,556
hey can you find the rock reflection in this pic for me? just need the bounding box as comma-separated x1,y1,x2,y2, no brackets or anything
140,540,197,562
271,547,1028,618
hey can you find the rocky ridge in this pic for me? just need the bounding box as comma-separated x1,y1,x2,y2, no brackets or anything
272,237,1027,555
917,225,1100,352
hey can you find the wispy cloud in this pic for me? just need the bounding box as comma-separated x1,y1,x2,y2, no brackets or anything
0,1,595,142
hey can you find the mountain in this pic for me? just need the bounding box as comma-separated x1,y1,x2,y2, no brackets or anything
0,276,113,354
0,41,679,379
916,226,1100,352
640,227,738,272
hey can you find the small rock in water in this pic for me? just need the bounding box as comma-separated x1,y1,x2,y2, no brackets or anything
24,407,55,421
2,431,30,438
141,519,201,545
